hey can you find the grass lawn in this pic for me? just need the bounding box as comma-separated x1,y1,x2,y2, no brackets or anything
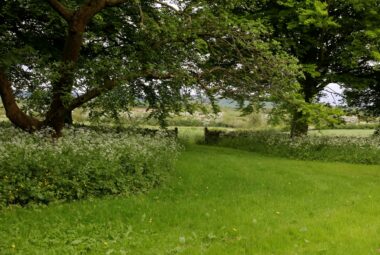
1,145,380,254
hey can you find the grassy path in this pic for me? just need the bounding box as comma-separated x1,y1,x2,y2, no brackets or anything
1,145,380,254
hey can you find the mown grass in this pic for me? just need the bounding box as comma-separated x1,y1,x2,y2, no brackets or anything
1,145,380,254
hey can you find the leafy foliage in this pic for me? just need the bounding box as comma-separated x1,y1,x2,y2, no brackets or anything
0,0,300,131
238,0,380,135
344,74,380,117
206,130,380,164
0,127,180,207
375,126,380,136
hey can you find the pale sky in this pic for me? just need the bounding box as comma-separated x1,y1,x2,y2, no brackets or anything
319,83,345,106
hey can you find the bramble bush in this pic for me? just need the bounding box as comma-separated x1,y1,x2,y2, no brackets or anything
0,126,180,208
206,130,380,165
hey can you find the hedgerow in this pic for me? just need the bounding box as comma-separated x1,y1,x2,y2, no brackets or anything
206,130,380,165
0,127,180,208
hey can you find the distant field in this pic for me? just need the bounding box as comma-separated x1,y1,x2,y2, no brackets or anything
0,106,267,129
309,129,374,137
1,105,377,135
1,145,380,254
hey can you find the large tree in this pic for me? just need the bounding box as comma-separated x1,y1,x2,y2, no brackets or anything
245,0,380,136
340,0,380,118
0,0,299,136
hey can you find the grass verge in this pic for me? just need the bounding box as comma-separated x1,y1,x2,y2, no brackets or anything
1,145,380,254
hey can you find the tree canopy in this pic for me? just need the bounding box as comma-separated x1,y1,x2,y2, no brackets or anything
1,0,378,137
243,0,380,135
0,0,300,135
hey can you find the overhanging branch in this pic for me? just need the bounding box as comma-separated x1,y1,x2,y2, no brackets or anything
0,69,43,131
68,71,175,110
47,0,74,21
68,79,117,110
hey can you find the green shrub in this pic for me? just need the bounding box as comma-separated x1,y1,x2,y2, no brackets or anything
0,127,180,208
208,130,380,165
374,126,380,136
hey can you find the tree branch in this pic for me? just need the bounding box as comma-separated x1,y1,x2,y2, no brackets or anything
68,79,117,110
47,0,74,21
68,70,175,110
106,0,129,7
0,69,43,131
145,72,174,80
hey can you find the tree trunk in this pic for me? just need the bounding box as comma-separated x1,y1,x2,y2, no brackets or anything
65,111,73,126
290,110,309,138
43,106,68,137
0,10,86,136
0,1,122,136
43,1,112,136
290,74,318,138
0,70,43,131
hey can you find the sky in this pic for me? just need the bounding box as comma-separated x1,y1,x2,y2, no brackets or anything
319,83,345,106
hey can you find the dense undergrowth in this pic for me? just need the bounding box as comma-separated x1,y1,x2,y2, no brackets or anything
0,126,180,208
207,130,380,165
